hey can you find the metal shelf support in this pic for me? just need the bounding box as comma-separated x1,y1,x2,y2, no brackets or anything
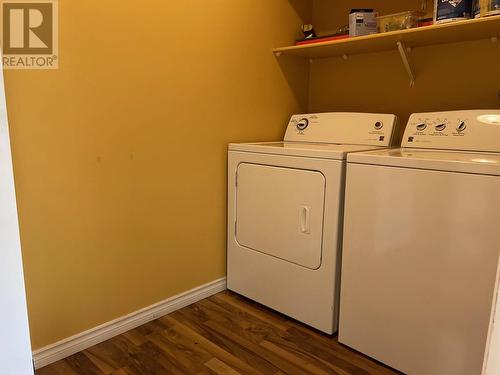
397,41,415,87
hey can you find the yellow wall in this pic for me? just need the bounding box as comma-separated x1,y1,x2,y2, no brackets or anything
4,0,310,349
310,0,500,122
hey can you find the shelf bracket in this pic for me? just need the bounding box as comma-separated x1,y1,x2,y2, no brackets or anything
397,41,415,87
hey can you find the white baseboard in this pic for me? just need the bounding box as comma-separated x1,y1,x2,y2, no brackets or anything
33,277,227,369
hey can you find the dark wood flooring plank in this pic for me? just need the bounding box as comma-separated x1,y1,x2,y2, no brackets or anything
263,328,373,375
108,334,172,375
259,340,331,375
203,319,314,375
64,352,104,375
163,314,264,375
83,350,116,374
169,309,280,374
84,333,166,375
110,367,135,375
195,298,273,344
84,339,132,371
136,340,189,375
145,330,212,373
211,292,289,331
203,357,242,375
121,328,148,347
133,319,169,337
36,360,79,375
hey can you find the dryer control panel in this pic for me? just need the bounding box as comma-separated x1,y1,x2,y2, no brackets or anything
403,110,500,152
284,112,398,147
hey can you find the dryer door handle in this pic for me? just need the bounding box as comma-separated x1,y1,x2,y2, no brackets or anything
300,206,311,234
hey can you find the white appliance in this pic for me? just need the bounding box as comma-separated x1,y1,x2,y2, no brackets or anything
339,110,500,375
227,112,398,334
0,59,34,373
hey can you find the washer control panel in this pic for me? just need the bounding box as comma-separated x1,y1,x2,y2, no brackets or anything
284,112,398,146
403,110,500,152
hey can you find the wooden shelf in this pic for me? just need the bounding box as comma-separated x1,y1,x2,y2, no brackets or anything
273,16,500,59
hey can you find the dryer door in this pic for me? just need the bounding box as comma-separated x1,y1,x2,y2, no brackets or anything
236,163,325,270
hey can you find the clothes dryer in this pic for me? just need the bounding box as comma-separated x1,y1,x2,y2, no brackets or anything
228,112,398,333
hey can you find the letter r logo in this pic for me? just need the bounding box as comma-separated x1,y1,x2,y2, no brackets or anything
2,1,53,54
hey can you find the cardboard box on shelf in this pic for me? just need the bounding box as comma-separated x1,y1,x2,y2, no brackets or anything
349,9,378,37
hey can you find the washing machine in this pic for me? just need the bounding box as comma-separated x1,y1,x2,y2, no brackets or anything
340,110,500,374
227,112,398,334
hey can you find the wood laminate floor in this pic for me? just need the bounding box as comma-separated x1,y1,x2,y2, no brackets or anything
36,291,400,375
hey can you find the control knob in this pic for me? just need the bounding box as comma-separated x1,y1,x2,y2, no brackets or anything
416,123,427,131
435,123,447,131
457,121,467,132
296,118,309,131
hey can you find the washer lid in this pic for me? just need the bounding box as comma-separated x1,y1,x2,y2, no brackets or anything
348,148,500,175
229,142,387,160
